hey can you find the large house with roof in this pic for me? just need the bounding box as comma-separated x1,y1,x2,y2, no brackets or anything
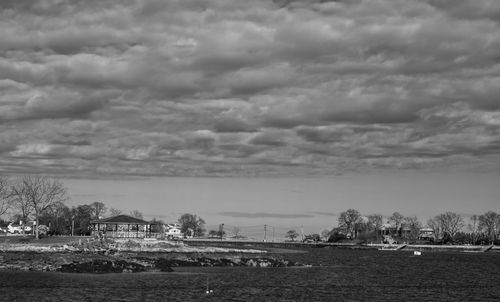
90,214,158,238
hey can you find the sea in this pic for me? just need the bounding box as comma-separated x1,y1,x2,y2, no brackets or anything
0,248,499,301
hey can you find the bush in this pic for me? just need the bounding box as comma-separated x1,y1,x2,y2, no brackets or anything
327,232,347,243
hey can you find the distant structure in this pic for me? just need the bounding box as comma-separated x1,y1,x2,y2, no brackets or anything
7,222,32,234
418,227,434,241
164,223,184,239
90,214,157,238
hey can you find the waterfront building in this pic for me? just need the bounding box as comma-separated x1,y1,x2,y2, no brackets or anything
90,215,158,238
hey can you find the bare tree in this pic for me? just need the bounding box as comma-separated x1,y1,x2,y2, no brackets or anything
479,211,498,244
109,207,122,216
91,202,107,219
10,176,69,239
438,212,464,240
129,210,143,219
427,216,443,241
403,216,421,242
0,176,12,217
367,214,384,232
338,209,362,238
388,212,405,236
427,212,464,242
468,215,482,245
10,179,34,229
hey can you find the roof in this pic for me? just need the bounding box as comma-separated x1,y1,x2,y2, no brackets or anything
90,215,150,225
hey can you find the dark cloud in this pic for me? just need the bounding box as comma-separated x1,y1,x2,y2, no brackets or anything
0,0,499,176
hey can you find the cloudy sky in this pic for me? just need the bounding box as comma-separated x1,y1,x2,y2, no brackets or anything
1,0,499,233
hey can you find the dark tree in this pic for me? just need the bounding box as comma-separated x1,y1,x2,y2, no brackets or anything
338,209,362,238
178,213,205,237
388,212,405,236
327,228,347,243
286,230,299,241
150,218,165,233
71,204,94,236
38,201,71,235
403,216,421,242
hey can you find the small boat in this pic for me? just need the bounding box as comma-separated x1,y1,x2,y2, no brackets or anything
413,251,422,256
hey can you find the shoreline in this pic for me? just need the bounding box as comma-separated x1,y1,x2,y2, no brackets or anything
0,236,498,274
184,238,500,253
366,243,499,252
0,237,304,273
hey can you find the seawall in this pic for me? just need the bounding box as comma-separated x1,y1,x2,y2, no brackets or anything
185,239,500,252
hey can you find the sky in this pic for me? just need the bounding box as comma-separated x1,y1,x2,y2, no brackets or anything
1,0,499,237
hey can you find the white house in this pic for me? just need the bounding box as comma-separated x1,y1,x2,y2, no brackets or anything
164,223,184,238
8,222,32,234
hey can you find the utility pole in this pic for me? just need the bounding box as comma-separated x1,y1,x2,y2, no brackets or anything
272,226,275,242
264,224,267,242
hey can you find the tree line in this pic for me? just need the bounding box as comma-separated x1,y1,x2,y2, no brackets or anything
0,175,207,238
332,209,500,245
3,175,496,244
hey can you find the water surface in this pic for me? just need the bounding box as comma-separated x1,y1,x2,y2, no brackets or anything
1,248,499,301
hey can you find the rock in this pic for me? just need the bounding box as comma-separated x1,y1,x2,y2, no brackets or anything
154,258,174,272
58,259,146,273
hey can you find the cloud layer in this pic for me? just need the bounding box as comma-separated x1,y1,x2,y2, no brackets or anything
1,0,500,177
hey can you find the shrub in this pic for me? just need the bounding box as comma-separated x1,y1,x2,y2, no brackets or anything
327,232,347,243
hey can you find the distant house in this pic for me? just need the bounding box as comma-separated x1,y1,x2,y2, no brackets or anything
7,222,32,234
164,223,184,239
379,223,395,236
90,215,158,238
418,227,434,241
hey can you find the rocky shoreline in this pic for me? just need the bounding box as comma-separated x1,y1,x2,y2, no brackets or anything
0,238,305,273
